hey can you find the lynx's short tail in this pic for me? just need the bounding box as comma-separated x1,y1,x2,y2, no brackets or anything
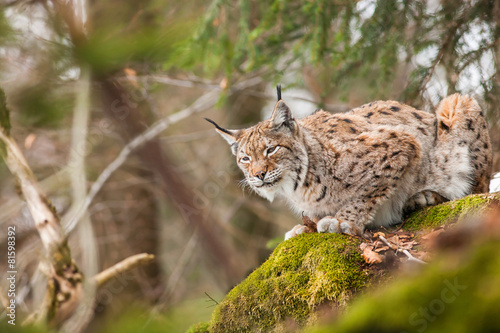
436,94,492,193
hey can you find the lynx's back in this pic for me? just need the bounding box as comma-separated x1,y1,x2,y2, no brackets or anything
208,88,492,238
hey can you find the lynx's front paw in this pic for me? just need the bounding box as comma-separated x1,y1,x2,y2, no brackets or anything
317,217,358,235
317,217,341,233
285,224,307,240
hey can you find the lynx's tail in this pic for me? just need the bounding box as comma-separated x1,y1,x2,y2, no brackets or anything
436,94,492,193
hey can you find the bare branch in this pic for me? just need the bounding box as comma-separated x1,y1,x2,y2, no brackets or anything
401,249,427,265
63,76,263,233
94,253,155,288
0,105,82,326
61,66,99,333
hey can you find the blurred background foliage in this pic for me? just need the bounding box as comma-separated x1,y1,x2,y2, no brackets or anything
0,0,499,332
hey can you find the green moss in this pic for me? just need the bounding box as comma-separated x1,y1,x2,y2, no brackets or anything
309,237,500,333
209,233,369,332
403,193,500,231
186,322,210,333
201,193,500,333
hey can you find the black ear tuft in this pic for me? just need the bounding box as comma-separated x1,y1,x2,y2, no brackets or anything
204,117,232,135
205,117,241,151
276,84,282,101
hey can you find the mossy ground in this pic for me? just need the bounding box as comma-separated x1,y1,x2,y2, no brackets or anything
208,233,369,332
309,237,500,333
189,193,500,333
403,193,500,231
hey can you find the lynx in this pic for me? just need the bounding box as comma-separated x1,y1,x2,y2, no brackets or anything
207,87,492,239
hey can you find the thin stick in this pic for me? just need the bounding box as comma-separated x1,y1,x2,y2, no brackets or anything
378,235,395,249
204,292,219,307
378,235,426,265
63,77,262,233
401,249,427,265
94,253,155,288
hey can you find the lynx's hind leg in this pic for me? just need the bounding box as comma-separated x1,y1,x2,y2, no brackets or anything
436,94,492,194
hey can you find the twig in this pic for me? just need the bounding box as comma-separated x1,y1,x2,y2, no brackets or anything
94,253,155,288
134,75,220,89
163,232,198,301
204,292,219,307
63,76,262,233
378,235,426,265
401,249,427,265
135,74,351,113
378,235,393,248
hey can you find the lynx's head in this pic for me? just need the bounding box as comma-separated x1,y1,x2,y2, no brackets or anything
206,86,306,201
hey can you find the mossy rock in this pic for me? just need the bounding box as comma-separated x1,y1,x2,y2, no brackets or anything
309,233,500,332
210,233,369,332
403,193,500,231
186,322,210,333
193,193,500,332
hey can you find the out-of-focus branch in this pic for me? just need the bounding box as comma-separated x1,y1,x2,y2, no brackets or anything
136,74,351,113
94,253,155,288
62,87,219,233
96,77,262,286
0,89,82,327
63,76,262,234
61,66,98,333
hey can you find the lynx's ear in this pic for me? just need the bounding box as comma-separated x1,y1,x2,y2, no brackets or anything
270,100,294,128
270,84,294,128
205,118,241,155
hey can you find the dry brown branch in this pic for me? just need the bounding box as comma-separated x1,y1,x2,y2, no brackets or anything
94,253,155,288
0,105,82,326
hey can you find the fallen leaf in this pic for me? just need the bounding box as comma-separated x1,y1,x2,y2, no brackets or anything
362,246,383,264
302,215,317,233
359,242,370,251
374,246,390,253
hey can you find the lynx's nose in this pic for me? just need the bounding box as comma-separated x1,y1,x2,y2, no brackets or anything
255,170,267,181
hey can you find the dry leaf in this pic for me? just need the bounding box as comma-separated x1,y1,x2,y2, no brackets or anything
399,240,417,250
374,246,390,253
362,246,383,264
302,215,317,233
359,242,370,251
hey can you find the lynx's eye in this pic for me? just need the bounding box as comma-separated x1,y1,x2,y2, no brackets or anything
266,146,280,156
240,156,251,164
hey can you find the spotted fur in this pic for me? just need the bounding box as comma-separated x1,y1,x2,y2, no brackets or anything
208,91,492,238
